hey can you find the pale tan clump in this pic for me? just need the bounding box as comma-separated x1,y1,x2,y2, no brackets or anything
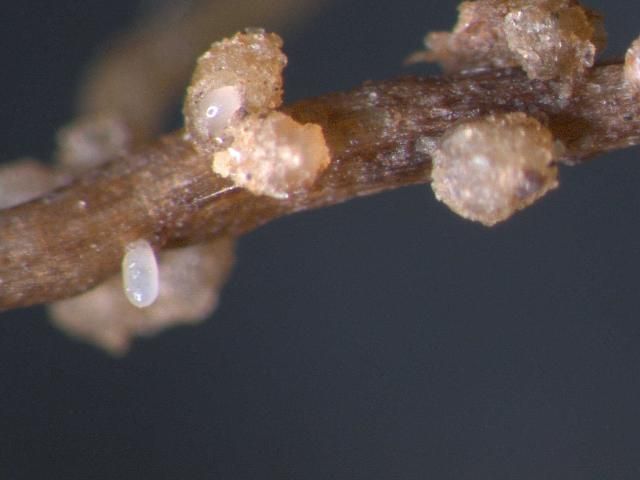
183,30,287,151
0,159,63,209
412,0,515,72
56,115,131,172
48,239,235,356
77,0,332,140
412,0,605,82
212,112,331,199
431,113,560,226
625,36,640,95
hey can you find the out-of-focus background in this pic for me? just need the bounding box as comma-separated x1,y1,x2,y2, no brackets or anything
2,1,640,478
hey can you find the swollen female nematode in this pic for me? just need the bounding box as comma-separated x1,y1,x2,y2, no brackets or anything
197,85,243,139
122,239,159,308
431,113,561,226
183,30,331,199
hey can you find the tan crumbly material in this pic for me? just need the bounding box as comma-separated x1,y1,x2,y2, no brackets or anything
183,29,287,151
625,36,640,95
412,0,605,82
503,1,602,80
212,112,331,199
48,239,236,356
431,112,560,226
182,29,331,198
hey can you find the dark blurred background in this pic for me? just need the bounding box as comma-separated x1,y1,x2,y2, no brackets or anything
2,1,640,479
